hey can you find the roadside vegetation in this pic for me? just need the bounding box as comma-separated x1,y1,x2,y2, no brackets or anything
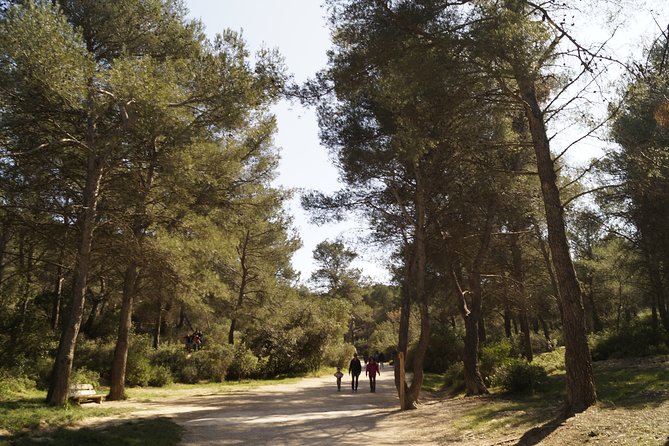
1,0,669,443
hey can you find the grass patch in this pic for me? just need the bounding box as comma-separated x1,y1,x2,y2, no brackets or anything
0,375,305,436
594,364,669,407
422,372,447,392
0,397,131,435
455,373,565,436
2,417,183,446
125,376,301,400
455,355,669,439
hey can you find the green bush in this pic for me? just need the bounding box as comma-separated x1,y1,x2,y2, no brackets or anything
73,336,114,381
323,341,356,369
443,361,465,392
149,365,174,387
479,340,513,384
490,358,547,393
150,342,189,379
590,321,669,361
70,367,101,389
180,365,199,384
227,343,259,380
188,343,234,382
533,347,565,374
125,334,155,387
126,355,152,387
424,327,464,373
0,372,36,400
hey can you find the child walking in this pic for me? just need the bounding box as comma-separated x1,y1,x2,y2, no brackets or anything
334,367,344,391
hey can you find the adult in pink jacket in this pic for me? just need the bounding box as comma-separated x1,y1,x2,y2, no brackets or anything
365,357,380,392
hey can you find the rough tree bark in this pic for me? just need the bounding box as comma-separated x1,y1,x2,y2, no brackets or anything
46,155,103,406
514,68,596,414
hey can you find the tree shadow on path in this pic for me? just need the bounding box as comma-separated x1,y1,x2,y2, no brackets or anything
174,366,402,446
513,416,565,446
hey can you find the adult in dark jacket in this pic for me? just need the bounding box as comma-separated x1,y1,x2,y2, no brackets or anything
348,353,362,391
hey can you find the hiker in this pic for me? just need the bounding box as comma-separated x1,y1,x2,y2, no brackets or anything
366,357,380,392
348,353,362,391
334,367,344,391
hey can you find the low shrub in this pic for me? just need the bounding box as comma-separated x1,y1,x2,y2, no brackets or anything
443,361,465,392
149,365,174,387
590,321,669,361
70,367,101,389
533,347,565,374
188,343,234,382
490,358,547,393
0,372,36,400
74,336,114,381
227,343,259,381
150,343,189,379
324,341,356,370
479,340,513,384
424,328,464,373
125,334,156,387
180,365,199,384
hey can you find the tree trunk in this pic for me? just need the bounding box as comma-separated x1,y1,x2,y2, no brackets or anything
515,72,596,414
510,233,532,362
153,299,163,349
46,157,103,406
0,219,11,287
461,270,488,395
538,315,553,351
19,238,35,330
533,222,564,320
228,318,238,345
108,262,139,401
502,286,512,338
586,277,603,333
395,271,413,409
394,164,430,410
406,166,430,407
229,230,250,345
646,253,667,333
108,144,156,400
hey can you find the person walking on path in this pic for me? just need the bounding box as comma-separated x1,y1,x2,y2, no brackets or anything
348,353,362,391
334,367,344,391
366,357,380,392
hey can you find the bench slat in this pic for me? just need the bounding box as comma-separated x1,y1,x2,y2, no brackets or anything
68,383,103,404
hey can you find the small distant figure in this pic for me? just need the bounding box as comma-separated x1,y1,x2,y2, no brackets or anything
348,353,362,391
186,329,204,351
334,367,344,391
366,357,380,392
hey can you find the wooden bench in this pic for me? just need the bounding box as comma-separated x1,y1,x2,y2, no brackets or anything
68,383,103,404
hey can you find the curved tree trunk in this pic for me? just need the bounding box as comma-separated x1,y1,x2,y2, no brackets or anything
461,200,496,396
393,165,430,410
406,170,430,405
108,145,156,400
46,156,103,406
515,71,596,414
108,262,139,400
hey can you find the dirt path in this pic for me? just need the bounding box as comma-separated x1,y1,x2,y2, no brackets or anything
175,366,405,445
91,359,669,445
95,365,473,445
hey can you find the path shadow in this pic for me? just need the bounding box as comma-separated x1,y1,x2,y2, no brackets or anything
513,416,565,446
1,417,182,446
173,366,402,445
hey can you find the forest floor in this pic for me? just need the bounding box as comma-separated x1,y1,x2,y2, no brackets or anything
77,357,669,445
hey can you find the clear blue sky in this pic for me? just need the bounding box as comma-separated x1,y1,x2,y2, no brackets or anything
185,1,390,284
